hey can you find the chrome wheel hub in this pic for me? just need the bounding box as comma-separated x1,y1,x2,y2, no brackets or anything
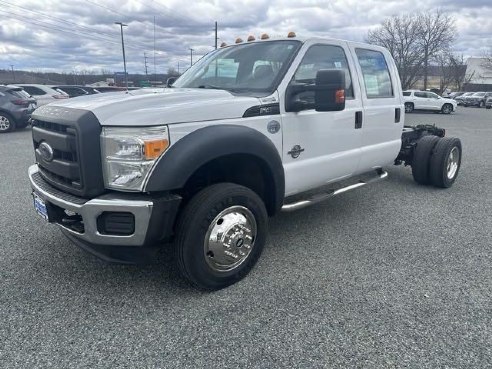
447,147,459,179
0,116,10,131
204,206,257,272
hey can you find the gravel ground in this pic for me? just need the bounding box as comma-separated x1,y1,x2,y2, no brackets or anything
0,107,491,368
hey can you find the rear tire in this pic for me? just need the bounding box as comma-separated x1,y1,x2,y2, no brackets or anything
429,137,462,188
411,135,440,185
0,112,15,133
441,103,453,114
174,183,268,290
405,103,414,113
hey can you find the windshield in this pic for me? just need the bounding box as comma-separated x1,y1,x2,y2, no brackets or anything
473,92,485,96
173,40,301,95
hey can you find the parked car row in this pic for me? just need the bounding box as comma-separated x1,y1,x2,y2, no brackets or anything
0,83,139,133
404,89,492,114
450,91,492,108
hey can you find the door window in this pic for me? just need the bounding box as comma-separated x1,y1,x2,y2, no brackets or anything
426,92,439,99
292,44,354,99
414,92,426,98
355,49,393,98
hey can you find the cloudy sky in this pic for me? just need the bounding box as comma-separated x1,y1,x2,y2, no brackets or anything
0,0,491,74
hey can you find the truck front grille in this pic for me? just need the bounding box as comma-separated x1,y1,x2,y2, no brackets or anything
31,107,105,198
33,120,82,190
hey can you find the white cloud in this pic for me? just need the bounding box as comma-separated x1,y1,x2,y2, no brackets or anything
0,0,490,73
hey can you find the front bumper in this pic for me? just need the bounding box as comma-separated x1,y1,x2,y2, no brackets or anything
28,165,181,260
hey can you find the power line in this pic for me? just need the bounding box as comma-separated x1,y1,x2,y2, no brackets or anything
0,1,154,50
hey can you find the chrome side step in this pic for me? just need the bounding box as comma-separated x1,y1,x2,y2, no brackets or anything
281,169,388,212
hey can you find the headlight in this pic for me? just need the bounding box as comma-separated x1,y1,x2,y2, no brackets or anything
101,126,169,191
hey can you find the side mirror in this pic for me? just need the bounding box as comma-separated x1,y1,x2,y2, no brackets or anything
166,77,177,87
315,69,345,112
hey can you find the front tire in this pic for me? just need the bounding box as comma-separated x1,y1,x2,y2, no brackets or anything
175,183,268,290
405,102,414,113
429,137,462,188
412,135,440,185
441,103,453,114
0,112,15,133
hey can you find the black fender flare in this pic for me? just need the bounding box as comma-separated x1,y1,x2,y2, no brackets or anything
145,124,285,215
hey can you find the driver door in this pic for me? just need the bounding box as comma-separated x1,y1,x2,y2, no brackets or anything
279,40,363,196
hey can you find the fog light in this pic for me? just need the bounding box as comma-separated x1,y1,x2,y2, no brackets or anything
97,212,135,236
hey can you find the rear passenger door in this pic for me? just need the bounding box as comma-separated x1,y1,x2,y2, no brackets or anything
351,47,404,172
413,91,430,109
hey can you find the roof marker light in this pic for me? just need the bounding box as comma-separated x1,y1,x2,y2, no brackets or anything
260,33,270,40
235,37,243,44
220,42,227,47
287,31,296,38
247,35,255,42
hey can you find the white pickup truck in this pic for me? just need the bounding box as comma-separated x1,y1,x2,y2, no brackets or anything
28,35,462,289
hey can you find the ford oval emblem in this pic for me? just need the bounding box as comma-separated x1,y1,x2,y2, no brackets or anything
39,142,54,162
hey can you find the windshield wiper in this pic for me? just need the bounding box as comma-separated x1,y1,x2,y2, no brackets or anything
197,84,224,90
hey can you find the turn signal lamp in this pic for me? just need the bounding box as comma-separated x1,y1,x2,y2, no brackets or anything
235,37,243,43
144,139,169,160
247,35,255,41
260,33,270,40
335,90,345,104
287,31,296,38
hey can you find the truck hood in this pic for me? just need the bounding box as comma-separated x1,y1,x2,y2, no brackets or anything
35,88,261,126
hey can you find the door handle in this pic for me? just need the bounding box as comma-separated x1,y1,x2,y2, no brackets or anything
355,111,362,129
395,108,401,123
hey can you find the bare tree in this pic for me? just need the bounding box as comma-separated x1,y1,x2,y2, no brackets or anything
367,10,456,90
419,10,456,89
367,14,423,90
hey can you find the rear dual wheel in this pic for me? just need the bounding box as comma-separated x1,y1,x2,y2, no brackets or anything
429,137,462,188
412,136,462,188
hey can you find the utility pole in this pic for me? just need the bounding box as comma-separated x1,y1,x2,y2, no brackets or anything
214,21,218,49
189,48,194,66
10,65,15,83
177,61,180,75
114,22,128,89
144,52,149,76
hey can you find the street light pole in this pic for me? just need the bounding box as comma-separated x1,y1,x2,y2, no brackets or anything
189,48,194,66
10,65,15,83
114,22,128,90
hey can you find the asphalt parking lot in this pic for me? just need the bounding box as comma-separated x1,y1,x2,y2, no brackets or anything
1,107,491,368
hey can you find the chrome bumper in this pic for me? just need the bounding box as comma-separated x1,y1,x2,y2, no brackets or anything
28,164,153,246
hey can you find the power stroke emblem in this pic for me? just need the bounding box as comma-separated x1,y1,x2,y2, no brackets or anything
267,120,280,134
38,142,54,162
288,145,305,159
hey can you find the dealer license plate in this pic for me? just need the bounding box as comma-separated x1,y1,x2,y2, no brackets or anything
33,193,49,221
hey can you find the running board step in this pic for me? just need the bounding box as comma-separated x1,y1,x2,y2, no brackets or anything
281,169,388,212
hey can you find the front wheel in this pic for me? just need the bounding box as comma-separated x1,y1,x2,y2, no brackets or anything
441,104,453,114
174,183,268,290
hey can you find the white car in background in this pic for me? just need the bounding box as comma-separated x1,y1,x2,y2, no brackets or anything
17,84,69,106
403,90,457,114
